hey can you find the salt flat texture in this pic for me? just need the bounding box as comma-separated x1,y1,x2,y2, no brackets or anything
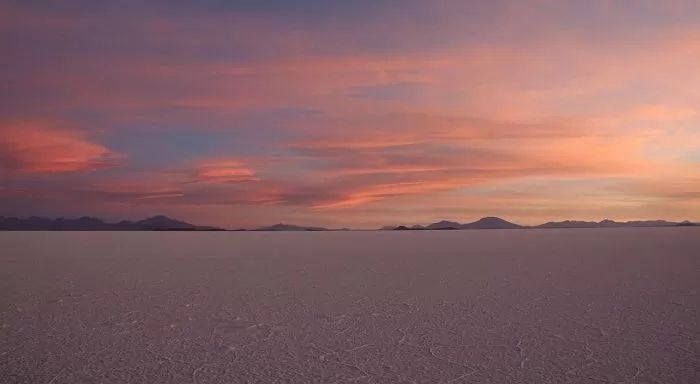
0,228,698,383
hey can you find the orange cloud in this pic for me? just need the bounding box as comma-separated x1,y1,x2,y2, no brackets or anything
311,180,467,209
281,118,659,210
190,159,259,184
0,122,121,174
626,105,697,122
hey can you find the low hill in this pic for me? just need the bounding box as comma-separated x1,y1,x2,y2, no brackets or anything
425,220,462,230
538,219,679,228
254,223,328,231
386,217,522,230
0,216,223,231
460,217,522,229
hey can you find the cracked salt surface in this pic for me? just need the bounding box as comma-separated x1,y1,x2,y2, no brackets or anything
0,228,698,383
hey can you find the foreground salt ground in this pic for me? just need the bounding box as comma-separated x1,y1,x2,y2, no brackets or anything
0,229,698,383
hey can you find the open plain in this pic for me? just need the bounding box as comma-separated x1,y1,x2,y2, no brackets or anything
1,228,698,383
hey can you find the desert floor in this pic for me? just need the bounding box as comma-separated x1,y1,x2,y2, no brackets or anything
1,228,698,383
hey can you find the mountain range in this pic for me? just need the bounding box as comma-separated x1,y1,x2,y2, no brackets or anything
392,217,523,230
387,217,697,230
254,223,330,231
0,215,223,231
0,215,696,231
536,219,686,228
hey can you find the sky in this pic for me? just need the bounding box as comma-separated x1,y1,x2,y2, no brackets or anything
1,0,699,228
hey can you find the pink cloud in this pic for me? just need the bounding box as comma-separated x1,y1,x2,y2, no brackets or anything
0,121,122,174
190,159,259,184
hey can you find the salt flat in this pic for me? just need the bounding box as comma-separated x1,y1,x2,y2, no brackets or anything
0,228,698,383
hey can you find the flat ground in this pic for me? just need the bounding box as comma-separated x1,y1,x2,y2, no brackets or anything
1,228,698,383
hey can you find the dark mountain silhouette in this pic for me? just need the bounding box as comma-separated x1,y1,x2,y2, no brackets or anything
382,217,694,230
393,225,427,230
134,215,197,229
461,216,522,229
537,219,679,228
1,215,695,231
385,217,522,230
382,224,426,230
625,220,678,227
254,223,328,231
537,220,603,228
425,220,461,230
0,215,223,231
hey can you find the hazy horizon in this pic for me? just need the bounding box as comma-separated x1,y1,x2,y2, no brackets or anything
1,213,697,231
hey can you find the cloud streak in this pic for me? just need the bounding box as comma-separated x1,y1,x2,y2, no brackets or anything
0,121,121,174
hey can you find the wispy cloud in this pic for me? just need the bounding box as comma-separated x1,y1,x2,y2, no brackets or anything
0,121,122,174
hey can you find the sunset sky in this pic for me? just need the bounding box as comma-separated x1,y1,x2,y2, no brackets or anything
1,1,699,228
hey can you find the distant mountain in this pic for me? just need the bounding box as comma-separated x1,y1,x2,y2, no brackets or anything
2,215,695,232
676,221,697,227
382,217,694,231
536,220,599,228
425,220,462,230
537,219,679,229
625,220,679,227
133,215,196,230
461,217,522,229
393,225,426,231
385,217,522,230
0,215,223,231
254,223,328,231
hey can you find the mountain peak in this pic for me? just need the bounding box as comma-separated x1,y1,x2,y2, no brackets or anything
462,217,522,229
255,223,328,231
425,220,461,230
475,216,509,223
0,215,220,231
419,217,522,230
136,215,195,229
